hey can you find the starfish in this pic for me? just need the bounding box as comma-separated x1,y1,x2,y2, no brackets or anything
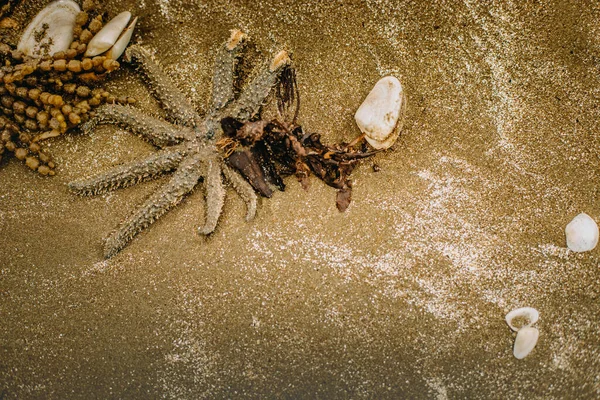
69,29,290,258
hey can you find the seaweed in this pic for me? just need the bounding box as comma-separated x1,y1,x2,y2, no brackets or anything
220,66,379,211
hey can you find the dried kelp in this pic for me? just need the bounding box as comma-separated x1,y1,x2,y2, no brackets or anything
0,0,17,22
220,66,379,211
0,1,135,175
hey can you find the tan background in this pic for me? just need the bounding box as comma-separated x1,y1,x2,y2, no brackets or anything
1,0,599,398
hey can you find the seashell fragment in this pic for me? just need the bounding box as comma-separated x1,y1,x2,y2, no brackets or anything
354,76,406,150
17,0,81,58
565,212,599,252
85,11,132,57
513,327,539,359
505,307,539,332
105,17,138,60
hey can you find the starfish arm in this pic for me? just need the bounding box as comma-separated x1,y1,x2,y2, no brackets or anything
221,162,257,222
210,29,246,113
69,145,186,195
124,45,199,127
227,50,291,122
198,159,226,235
103,152,204,258
82,104,193,147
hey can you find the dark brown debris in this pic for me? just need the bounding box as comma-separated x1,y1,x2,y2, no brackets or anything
227,148,274,198
336,185,352,212
219,66,380,211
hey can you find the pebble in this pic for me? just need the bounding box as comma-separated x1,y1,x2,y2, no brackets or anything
565,213,598,252
17,0,81,57
354,76,406,150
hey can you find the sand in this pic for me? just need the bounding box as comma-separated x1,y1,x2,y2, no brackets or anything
1,0,599,398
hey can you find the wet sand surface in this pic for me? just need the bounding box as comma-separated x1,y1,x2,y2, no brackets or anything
1,0,600,398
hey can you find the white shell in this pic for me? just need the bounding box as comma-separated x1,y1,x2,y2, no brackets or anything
354,76,406,150
85,11,132,57
17,0,81,58
105,17,138,60
513,327,539,359
565,213,599,252
505,307,539,332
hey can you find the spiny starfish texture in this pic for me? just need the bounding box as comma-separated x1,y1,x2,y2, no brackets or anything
69,29,290,258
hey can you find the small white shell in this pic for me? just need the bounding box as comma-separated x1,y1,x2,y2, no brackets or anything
85,11,132,57
513,327,539,359
17,0,81,57
565,213,599,253
105,16,138,60
505,307,539,332
354,76,406,150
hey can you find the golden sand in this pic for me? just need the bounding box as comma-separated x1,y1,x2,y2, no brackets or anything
1,0,599,398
